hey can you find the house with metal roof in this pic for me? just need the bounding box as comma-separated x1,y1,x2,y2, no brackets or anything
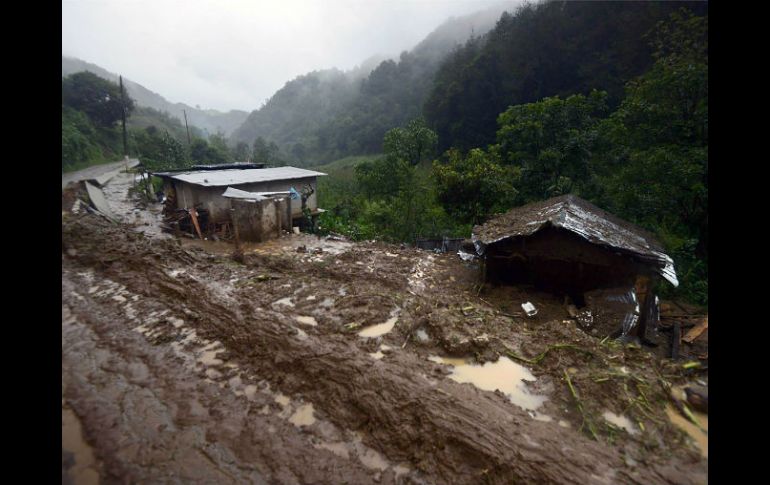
154,166,327,225
472,194,678,343
473,194,677,291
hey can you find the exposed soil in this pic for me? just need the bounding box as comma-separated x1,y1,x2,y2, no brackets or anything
62,180,708,484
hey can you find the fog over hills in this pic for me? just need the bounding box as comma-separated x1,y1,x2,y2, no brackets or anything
62,56,249,137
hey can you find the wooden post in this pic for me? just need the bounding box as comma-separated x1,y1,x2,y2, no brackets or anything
671,322,681,359
183,109,192,147
231,207,241,252
275,199,281,238
120,76,128,158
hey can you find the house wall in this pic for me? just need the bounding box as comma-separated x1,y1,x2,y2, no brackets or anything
170,177,318,223
485,226,646,296
230,197,292,242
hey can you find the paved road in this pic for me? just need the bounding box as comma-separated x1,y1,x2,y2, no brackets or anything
62,158,140,190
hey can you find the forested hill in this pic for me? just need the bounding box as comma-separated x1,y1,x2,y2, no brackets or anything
424,0,708,152
230,5,510,165
62,56,249,137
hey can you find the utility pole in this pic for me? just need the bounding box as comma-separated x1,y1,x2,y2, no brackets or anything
183,109,192,147
120,75,128,160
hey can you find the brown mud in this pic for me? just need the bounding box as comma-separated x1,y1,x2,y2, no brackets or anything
62,184,707,484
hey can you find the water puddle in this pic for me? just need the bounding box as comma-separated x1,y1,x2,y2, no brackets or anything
274,393,291,407
602,411,638,435
62,407,99,485
244,385,258,400
274,297,295,307
428,356,547,412
665,404,708,458
358,316,397,338
530,411,553,422
315,441,350,459
352,433,389,471
393,464,411,478
289,403,316,427
295,315,318,326
198,341,224,366
294,327,308,340
358,309,399,338
428,355,470,367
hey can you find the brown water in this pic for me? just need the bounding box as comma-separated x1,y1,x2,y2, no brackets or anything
289,403,317,427
62,407,99,485
601,411,638,435
428,356,547,412
274,297,295,307
666,404,708,458
358,311,399,338
295,315,318,326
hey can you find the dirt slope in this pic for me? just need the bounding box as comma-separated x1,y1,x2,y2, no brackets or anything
62,192,707,484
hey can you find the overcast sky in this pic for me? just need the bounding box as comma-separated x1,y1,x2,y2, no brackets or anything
63,0,512,112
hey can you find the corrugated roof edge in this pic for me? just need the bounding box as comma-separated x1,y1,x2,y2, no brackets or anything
151,167,327,185
471,195,678,286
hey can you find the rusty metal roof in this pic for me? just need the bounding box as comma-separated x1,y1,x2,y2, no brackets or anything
472,195,678,286
154,166,326,187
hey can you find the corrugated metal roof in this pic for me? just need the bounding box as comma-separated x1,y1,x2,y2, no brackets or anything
472,195,678,286
221,187,268,201
221,187,291,201
157,166,326,187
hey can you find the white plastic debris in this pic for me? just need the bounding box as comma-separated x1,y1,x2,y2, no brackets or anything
293,227,300,235
521,302,538,317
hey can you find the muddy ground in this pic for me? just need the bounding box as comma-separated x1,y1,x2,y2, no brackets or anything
62,175,708,484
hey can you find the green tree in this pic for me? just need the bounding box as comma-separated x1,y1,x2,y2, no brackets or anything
62,71,135,128
382,118,438,166
493,90,608,201
433,148,520,225
252,136,279,164
62,106,101,170
233,141,251,162
353,119,447,241
594,10,707,303
190,136,230,165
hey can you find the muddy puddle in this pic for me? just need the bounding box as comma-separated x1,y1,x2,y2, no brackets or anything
295,315,318,326
665,405,708,458
358,310,399,338
429,355,548,413
62,406,99,485
602,411,639,435
289,403,317,427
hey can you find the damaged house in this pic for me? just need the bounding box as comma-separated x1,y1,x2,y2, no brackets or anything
472,195,678,343
153,166,327,241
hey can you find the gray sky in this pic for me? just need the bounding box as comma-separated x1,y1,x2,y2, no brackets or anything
63,0,511,112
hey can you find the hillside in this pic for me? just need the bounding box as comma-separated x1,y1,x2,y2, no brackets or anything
62,56,249,137
424,0,708,151
230,4,511,165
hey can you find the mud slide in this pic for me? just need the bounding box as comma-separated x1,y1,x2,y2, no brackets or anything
62,206,706,484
